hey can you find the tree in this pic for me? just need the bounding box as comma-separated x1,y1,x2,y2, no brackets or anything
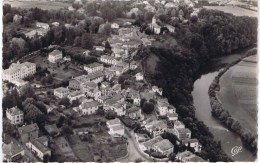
140,98,147,108
144,12,154,22
190,15,198,24
81,33,93,49
59,97,70,107
105,41,111,50
74,36,81,47
142,101,154,114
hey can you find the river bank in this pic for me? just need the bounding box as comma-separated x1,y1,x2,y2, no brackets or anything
192,48,257,161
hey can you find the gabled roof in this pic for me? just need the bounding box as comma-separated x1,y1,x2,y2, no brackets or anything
3,141,24,158
31,137,50,153
142,136,163,148
85,62,103,68
6,107,23,116
44,124,59,135
107,118,121,126
49,50,62,56
154,139,174,151
80,100,99,109
18,123,39,135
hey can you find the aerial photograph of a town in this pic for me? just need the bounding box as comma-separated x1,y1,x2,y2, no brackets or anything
1,0,258,162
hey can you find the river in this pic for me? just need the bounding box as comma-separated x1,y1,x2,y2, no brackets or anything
192,53,256,161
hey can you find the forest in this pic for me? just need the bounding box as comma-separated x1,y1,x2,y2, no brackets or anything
141,8,257,162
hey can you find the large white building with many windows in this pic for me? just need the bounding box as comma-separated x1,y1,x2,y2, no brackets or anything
84,62,104,74
3,62,36,82
6,107,24,125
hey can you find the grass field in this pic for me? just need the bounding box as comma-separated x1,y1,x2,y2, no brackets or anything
203,6,258,17
217,56,257,135
4,1,71,10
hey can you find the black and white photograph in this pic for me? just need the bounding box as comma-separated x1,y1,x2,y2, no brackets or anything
1,0,258,162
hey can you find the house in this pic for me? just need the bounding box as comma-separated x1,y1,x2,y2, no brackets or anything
168,105,176,114
111,23,119,29
152,86,163,96
68,91,85,103
106,118,121,128
139,136,163,151
126,106,142,119
100,55,118,65
84,62,104,74
167,113,178,121
48,50,63,63
165,24,175,33
145,120,167,137
44,124,59,137
27,136,51,161
157,98,169,116
135,133,150,143
105,70,116,81
63,56,71,61
18,123,39,143
182,138,202,152
135,72,144,81
174,120,185,129
6,107,24,125
94,46,105,52
81,81,98,93
83,50,90,56
87,71,104,83
150,16,161,34
130,61,138,70
107,118,124,137
3,141,25,162
3,62,36,82
141,38,152,46
54,87,69,99
79,100,99,115
126,88,141,105
118,28,134,37
86,87,101,100
36,22,50,30
51,22,60,27
111,102,126,116
73,128,89,135
153,139,174,156
176,151,205,162
69,75,89,90
171,128,191,141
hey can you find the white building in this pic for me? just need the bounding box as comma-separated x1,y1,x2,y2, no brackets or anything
94,46,105,52
135,72,144,81
6,107,24,125
107,118,125,137
48,50,63,63
157,98,169,116
54,87,69,99
36,22,50,30
84,62,104,74
3,62,36,82
111,23,119,29
79,100,99,115
27,136,51,161
100,55,117,65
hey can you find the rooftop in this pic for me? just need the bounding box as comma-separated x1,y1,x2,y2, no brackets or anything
4,62,36,75
31,137,50,153
107,118,121,126
6,107,23,116
142,136,163,148
18,123,39,135
3,141,24,158
49,49,62,56
85,62,103,68
154,139,174,151
54,87,69,93
80,100,99,109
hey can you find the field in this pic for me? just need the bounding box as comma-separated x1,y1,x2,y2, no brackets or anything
203,6,258,17
217,56,257,135
4,0,71,10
